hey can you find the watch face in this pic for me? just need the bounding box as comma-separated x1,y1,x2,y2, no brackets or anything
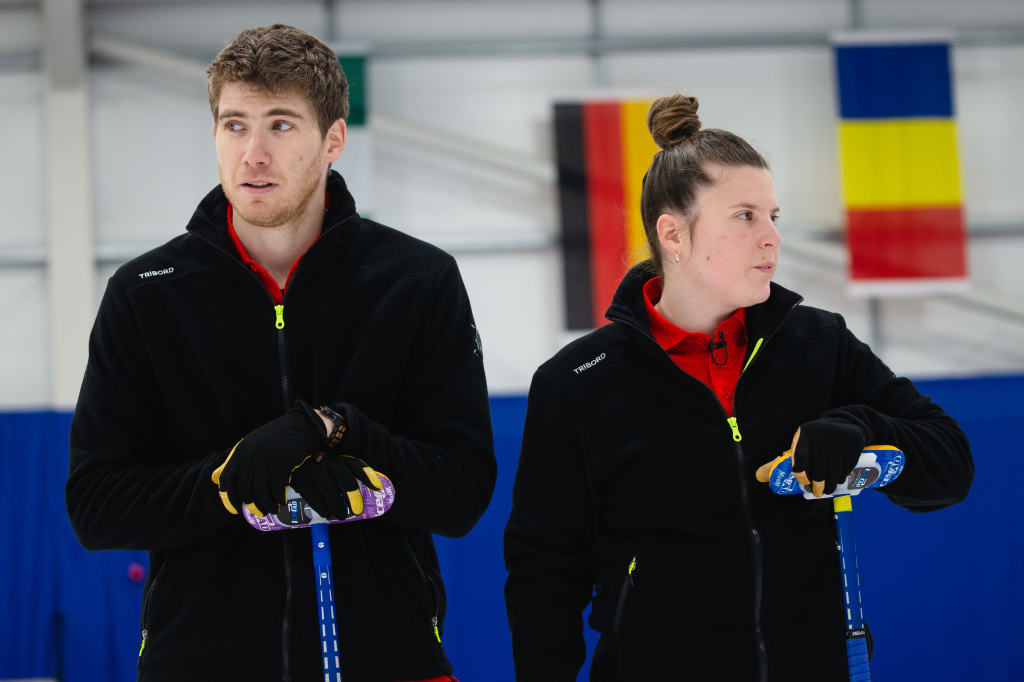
320,406,344,423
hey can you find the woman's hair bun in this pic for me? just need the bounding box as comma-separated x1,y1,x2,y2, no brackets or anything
647,94,701,150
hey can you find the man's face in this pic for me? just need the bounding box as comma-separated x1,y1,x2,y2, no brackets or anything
214,82,345,230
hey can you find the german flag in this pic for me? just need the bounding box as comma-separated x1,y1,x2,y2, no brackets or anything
555,99,657,330
834,36,968,294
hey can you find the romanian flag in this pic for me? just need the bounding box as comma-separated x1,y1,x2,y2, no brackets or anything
555,99,657,330
834,35,969,294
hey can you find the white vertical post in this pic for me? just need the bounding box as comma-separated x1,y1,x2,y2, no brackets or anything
42,0,95,409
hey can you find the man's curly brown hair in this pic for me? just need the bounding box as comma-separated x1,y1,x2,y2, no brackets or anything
207,23,349,137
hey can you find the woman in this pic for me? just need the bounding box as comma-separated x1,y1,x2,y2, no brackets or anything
503,94,973,681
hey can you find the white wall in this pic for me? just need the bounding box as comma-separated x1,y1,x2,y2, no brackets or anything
1,0,1023,408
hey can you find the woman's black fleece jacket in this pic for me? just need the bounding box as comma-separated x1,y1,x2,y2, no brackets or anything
504,262,973,682
66,172,497,682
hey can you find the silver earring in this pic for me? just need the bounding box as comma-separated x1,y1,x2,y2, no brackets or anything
674,253,680,264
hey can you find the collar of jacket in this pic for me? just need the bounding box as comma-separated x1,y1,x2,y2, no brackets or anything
605,260,804,350
185,169,359,251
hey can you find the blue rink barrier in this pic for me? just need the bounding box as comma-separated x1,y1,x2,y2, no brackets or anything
1,374,1021,682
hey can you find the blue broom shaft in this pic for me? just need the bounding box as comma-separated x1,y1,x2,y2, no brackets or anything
834,495,871,682
834,498,864,630
311,522,342,682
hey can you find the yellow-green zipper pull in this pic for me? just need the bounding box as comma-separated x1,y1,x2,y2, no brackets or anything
432,616,442,643
727,417,742,442
139,629,147,657
274,304,285,330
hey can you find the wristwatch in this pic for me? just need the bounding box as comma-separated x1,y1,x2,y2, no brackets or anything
318,405,347,448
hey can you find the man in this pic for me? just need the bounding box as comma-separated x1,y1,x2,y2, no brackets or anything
66,24,496,682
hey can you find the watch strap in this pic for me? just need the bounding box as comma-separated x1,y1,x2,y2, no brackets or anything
318,405,347,448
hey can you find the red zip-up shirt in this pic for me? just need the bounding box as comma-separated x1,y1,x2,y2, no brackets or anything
226,203,316,303
642,277,748,416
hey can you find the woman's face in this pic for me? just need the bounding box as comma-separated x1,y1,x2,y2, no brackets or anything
674,163,781,314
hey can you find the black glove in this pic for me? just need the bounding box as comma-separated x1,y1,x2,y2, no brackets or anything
289,452,383,520
212,400,327,517
790,418,868,497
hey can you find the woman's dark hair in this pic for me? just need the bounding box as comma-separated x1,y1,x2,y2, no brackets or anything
640,95,769,277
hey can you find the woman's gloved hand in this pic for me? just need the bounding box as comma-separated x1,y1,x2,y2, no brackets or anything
788,419,867,498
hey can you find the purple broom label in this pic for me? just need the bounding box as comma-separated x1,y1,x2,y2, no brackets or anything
244,475,395,531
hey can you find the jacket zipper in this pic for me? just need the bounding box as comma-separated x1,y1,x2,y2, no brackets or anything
724,304,798,682
138,559,165,669
404,538,444,648
190,223,333,682
612,555,638,643
274,303,290,411
265,243,307,682
277,293,293,682
272,271,296,682
611,298,800,682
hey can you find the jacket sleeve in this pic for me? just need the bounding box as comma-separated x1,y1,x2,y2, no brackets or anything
824,317,974,512
66,280,238,552
333,258,496,538
504,369,594,681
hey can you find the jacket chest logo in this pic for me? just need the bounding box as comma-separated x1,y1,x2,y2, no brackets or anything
137,267,175,279
573,352,606,375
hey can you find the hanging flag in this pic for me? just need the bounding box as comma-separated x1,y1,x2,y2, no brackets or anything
335,52,374,216
834,33,969,295
555,98,656,330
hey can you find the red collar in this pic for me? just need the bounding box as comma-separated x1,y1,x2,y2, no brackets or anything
642,277,748,415
642,277,747,351
226,203,318,304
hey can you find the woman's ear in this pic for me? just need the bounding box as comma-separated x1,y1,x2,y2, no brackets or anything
656,213,685,262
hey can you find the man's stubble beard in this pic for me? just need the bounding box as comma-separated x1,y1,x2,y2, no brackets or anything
223,157,326,230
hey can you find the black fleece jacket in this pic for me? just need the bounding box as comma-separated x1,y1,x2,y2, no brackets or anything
67,172,496,682
504,263,972,681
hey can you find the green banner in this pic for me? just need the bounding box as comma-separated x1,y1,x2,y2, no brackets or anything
338,55,366,126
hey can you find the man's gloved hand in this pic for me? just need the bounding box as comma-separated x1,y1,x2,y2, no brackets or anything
788,418,867,498
211,400,327,517
289,453,383,520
